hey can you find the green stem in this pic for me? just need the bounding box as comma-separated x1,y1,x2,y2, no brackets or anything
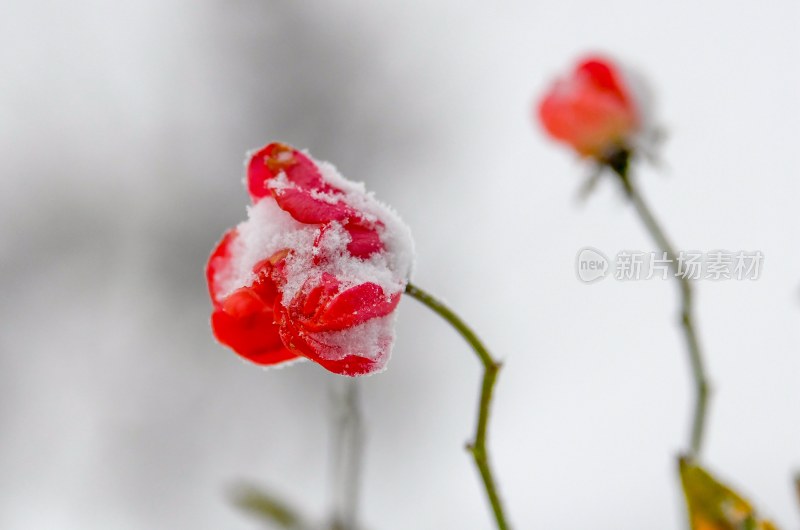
404,282,510,530
614,163,711,459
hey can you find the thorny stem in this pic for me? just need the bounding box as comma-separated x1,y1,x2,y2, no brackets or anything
609,151,711,459
328,379,364,530
404,282,510,530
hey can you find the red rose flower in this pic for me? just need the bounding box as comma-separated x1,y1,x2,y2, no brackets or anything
207,143,413,376
538,56,641,158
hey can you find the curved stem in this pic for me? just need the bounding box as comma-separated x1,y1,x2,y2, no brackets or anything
615,167,711,459
404,282,510,530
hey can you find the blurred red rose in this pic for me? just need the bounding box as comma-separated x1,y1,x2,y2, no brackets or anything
538,56,640,158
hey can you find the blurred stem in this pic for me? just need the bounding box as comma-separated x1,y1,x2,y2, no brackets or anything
611,155,711,459
328,378,364,530
794,473,800,517
404,282,510,530
231,484,303,529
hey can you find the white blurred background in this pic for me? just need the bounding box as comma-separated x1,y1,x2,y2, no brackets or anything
2,1,799,528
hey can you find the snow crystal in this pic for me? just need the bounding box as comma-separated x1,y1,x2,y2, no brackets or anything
311,314,396,365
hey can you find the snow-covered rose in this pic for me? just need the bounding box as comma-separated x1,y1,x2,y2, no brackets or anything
207,143,413,376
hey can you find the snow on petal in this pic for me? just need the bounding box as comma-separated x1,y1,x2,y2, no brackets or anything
207,228,238,308
305,283,401,333
247,142,334,201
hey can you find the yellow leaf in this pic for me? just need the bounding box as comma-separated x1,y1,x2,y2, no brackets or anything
679,457,779,530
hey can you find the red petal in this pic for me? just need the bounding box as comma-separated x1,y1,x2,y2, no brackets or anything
344,222,384,258
313,354,380,377
538,57,638,157
272,187,355,224
247,142,336,201
305,282,401,332
211,288,299,365
311,224,333,265
275,305,382,376
249,254,287,306
207,228,238,308
299,273,340,317
577,58,628,101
